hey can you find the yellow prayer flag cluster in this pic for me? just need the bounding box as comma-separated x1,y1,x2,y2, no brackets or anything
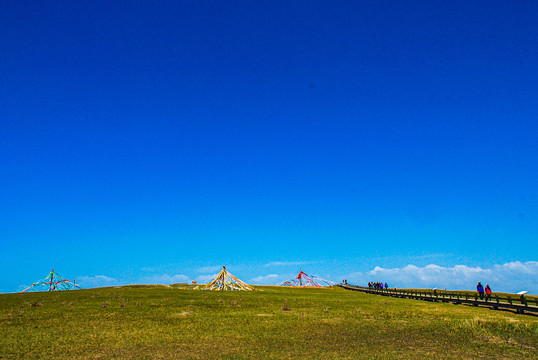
202,266,255,291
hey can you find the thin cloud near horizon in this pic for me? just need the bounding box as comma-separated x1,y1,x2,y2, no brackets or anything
264,261,316,267
66,261,538,295
345,261,538,294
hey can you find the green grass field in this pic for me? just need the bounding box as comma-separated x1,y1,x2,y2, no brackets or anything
1,286,537,359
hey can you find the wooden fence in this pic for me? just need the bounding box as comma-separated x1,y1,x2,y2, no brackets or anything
340,285,538,315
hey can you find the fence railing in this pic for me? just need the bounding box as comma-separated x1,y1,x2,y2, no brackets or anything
340,285,538,315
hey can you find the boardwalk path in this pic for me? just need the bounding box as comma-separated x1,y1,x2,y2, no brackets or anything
340,284,538,315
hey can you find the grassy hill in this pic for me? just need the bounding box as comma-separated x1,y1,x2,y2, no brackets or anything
1,286,537,359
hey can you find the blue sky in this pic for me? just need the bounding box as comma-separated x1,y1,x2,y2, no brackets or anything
1,1,537,294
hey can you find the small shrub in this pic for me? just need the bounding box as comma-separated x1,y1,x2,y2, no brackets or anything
323,307,329,313
31,302,42,307
282,299,291,311
231,299,237,306
101,301,109,308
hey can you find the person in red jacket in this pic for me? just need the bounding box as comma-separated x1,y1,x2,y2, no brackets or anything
485,284,492,301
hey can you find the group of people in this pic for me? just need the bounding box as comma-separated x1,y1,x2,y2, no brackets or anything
368,281,388,290
476,281,493,300
366,281,492,300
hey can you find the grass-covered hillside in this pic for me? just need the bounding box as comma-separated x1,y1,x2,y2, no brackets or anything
1,286,537,359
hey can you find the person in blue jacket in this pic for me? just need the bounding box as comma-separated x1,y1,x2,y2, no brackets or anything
476,281,484,300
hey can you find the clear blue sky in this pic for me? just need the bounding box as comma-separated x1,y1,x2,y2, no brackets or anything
1,1,537,293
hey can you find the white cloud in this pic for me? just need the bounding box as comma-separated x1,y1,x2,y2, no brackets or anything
264,261,312,267
16,284,31,292
141,267,157,272
77,275,118,288
195,273,219,284
250,274,279,284
139,274,190,285
345,261,538,294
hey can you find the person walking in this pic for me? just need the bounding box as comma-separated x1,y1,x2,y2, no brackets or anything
485,284,492,301
476,281,484,300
